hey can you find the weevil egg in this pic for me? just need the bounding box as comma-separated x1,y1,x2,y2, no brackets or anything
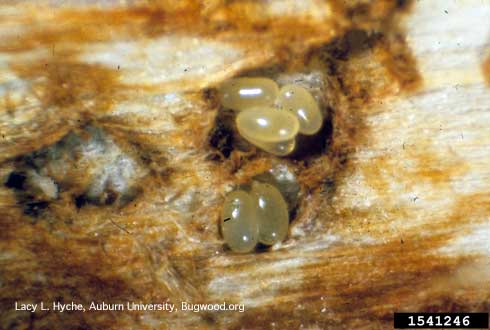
221,190,259,253
218,77,279,111
236,107,300,143
277,84,323,135
251,181,289,245
252,164,300,212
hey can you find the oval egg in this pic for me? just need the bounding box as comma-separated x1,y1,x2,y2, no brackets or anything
221,190,259,253
277,84,323,135
251,181,289,245
218,77,279,111
236,107,300,143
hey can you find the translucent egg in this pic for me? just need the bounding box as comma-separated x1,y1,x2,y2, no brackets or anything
251,181,289,245
277,84,323,135
252,164,300,212
236,107,300,143
218,77,279,111
221,190,259,253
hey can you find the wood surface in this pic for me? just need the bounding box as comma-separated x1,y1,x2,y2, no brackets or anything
0,1,489,329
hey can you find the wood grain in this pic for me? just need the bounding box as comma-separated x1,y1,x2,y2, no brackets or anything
0,1,489,329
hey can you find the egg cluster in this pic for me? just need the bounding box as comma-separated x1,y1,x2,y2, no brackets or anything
218,77,323,156
221,181,289,253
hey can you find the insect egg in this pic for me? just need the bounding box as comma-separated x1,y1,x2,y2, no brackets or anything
251,181,289,245
221,190,259,253
276,84,323,135
218,77,279,111
236,106,299,144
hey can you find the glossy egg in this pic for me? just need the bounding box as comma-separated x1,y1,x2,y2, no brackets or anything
236,107,300,143
221,190,259,253
277,84,323,135
251,181,289,245
218,77,279,111
252,164,300,211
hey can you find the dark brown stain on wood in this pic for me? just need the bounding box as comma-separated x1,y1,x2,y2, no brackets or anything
0,0,416,60
0,2,330,56
375,30,422,92
12,59,120,114
0,220,170,329
482,55,490,86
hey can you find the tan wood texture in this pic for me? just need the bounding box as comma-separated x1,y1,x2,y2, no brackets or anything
0,1,489,329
